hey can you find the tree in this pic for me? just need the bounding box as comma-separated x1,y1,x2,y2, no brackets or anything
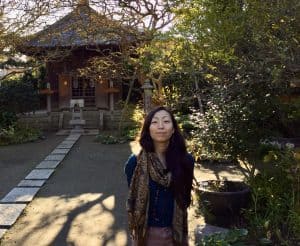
170,0,300,160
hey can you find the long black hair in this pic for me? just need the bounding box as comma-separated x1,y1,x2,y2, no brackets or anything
139,106,194,208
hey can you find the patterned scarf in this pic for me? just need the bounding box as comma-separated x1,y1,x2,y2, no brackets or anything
127,150,188,245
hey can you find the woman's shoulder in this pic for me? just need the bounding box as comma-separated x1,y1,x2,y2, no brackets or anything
125,154,138,170
124,154,138,186
127,153,137,163
186,153,195,167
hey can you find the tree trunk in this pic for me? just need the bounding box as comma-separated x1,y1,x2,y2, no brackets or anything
193,72,204,114
118,75,136,132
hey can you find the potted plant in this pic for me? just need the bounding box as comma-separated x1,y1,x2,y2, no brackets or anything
195,180,250,228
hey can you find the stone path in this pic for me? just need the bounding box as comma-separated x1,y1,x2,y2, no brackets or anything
0,133,81,241
0,135,131,246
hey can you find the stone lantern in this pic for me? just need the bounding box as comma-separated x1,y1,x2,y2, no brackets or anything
141,79,154,114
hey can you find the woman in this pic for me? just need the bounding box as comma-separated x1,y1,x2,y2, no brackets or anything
125,106,194,246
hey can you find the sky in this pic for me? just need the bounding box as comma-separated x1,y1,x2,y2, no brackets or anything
2,0,173,35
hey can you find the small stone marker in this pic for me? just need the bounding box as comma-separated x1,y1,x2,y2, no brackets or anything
18,180,46,187
44,154,65,161
25,169,54,180
0,187,40,203
36,160,61,169
51,148,69,155
194,224,228,242
0,204,26,227
0,229,7,239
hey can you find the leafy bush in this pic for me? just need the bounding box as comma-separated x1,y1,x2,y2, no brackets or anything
0,78,39,130
189,70,282,162
116,101,144,132
278,98,300,137
94,134,123,144
0,79,39,114
94,103,143,144
0,111,17,129
175,113,195,136
0,123,41,146
245,147,300,244
94,127,140,144
120,126,140,141
196,229,248,246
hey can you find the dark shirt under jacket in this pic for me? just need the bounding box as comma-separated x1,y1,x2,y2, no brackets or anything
124,154,194,227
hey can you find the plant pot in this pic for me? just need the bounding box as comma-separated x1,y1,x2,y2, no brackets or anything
196,180,250,228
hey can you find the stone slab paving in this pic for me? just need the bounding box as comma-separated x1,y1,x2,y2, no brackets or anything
70,129,85,134
66,135,80,141
0,229,7,239
36,160,61,169
44,154,65,161
17,180,46,187
56,143,73,149
0,187,40,203
59,143,75,148
61,140,76,144
0,134,81,241
0,204,26,227
25,169,54,180
51,148,70,155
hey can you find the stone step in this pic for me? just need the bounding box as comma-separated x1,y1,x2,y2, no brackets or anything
54,110,131,130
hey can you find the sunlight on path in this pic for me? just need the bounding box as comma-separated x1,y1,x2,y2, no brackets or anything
2,193,127,246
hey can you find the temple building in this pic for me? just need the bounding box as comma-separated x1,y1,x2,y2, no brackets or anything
21,0,137,112
20,0,140,130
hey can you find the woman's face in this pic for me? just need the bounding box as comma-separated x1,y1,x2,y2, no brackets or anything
149,110,174,144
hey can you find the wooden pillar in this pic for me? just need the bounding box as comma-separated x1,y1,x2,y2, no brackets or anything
109,80,114,112
46,95,51,113
95,78,108,109
46,82,51,114
58,74,72,109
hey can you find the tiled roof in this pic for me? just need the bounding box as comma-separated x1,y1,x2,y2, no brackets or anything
24,5,136,48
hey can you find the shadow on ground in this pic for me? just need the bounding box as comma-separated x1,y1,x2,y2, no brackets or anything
0,135,134,246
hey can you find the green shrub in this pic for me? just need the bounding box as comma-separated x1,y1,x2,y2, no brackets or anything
94,133,127,144
278,98,300,137
0,111,17,129
245,147,300,244
120,126,140,141
0,123,41,145
0,78,39,130
196,229,248,246
175,113,195,136
0,79,39,114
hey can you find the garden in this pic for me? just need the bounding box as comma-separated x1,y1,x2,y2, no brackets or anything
1,1,299,245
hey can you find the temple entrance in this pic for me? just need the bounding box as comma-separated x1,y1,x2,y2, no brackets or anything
72,76,95,107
